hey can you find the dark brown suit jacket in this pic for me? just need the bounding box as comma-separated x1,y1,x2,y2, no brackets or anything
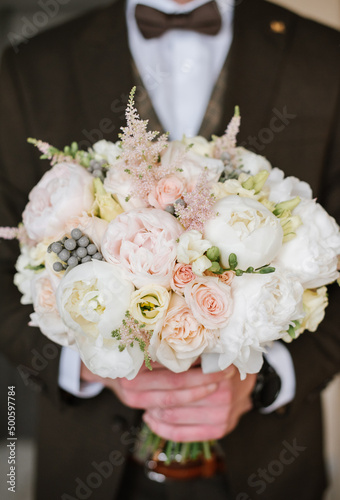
0,1,339,499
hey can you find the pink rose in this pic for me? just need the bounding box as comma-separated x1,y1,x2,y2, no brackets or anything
149,294,217,373
23,162,94,242
101,208,183,288
148,175,185,210
171,263,195,294
184,276,233,329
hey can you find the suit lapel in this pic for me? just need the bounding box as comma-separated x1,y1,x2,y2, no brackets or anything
219,0,297,142
72,0,134,140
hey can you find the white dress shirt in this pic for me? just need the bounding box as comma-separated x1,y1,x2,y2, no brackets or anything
59,0,296,410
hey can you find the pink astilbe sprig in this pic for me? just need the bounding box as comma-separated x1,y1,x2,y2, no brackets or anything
119,87,170,200
174,170,216,232
0,225,32,245
27,138,76,166
213,106,241,160
111,311,153,369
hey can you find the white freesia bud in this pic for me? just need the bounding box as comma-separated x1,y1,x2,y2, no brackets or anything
191,255,212,276
176,230,212,264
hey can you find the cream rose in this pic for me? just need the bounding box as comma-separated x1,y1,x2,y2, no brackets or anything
130,285,170,330
101,208,183,288
204,195,283,270
149,293,218,373
184,276,233,329
22,162,94,242
104,165,147,211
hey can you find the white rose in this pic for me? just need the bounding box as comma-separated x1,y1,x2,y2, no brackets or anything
282,287,329,342
202,271,304,379
204,195,283,270
233,147,272,175
92,140,121,165
161,141,224,190
56,260,141,379
130,285,170,330
266,168,313,203
181,135,214,157
176,230,212,264
274,199,340,288
29,270,75,346
104,165,147,211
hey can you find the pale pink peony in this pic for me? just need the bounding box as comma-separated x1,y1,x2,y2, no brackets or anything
23,162,94,242
171,263,195,294
149,293,218,373
101,208,184,289
148,175,185,210
184,276,233,329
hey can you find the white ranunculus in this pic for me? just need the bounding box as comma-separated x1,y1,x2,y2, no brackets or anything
202,271,304,379
266,167,313,203
56,260,142,379
274,199,340,288
204,195,283,270
30,270,75,346
92,140,121,165
233,147,272,175
176,230,212,264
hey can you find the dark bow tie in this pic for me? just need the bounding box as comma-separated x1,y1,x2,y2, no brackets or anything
135,1,222,39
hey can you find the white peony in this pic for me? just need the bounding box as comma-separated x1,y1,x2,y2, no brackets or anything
233,147,272,175
56,260,142,379
266,167,313,203
273,199,340,288
202,270,304,379
204,195,283,270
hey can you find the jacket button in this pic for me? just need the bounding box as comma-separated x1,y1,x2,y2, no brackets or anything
111,415,128,432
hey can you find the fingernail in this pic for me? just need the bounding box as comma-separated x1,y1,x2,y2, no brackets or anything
207,383,218,392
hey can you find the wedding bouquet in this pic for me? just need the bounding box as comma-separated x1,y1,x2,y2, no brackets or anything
2,88,340,476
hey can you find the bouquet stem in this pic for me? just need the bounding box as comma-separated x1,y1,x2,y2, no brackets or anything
133,424,225,481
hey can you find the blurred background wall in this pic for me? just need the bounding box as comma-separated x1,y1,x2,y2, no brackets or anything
0,0,339,499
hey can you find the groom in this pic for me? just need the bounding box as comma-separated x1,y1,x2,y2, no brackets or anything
0,0,339,499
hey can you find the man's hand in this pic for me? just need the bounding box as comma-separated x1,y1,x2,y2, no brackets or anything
80,362,256,441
